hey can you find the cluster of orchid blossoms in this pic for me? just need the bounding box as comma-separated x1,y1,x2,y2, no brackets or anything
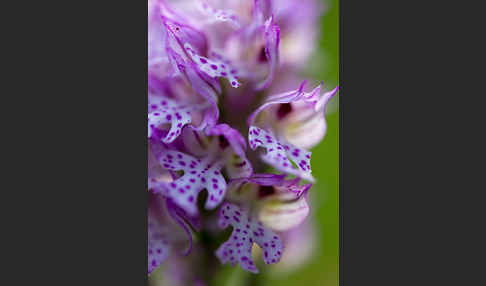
148,0,338,282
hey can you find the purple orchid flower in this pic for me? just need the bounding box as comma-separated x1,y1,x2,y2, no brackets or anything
147,0,338,279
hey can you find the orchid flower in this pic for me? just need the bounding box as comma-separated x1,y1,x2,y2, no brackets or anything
147,0,338,280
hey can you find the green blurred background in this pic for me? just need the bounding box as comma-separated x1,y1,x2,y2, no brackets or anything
265,0,339,284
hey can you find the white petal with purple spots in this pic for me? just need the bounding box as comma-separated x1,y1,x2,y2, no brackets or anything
184,43,241,88
248,126,314,182
148,95,207,143
154,148,227,216
215,203,284,273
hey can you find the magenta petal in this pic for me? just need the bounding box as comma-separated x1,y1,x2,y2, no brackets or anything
215,203,284,273
248,80,306,126
253,0,273,23
163,17,208,56
255,15,280,91
249,173,288,186
315,85,340,112
185,63,220,127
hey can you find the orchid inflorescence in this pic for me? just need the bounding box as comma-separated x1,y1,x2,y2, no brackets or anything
148,0,338,280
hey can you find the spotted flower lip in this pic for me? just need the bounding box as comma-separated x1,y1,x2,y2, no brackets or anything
249,126,314,182
215,202,284,273
148,0,338,278
148,94,210,143
150,138,227,216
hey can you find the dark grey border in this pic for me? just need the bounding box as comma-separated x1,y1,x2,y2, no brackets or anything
9,0,149,284
339,0,482,284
